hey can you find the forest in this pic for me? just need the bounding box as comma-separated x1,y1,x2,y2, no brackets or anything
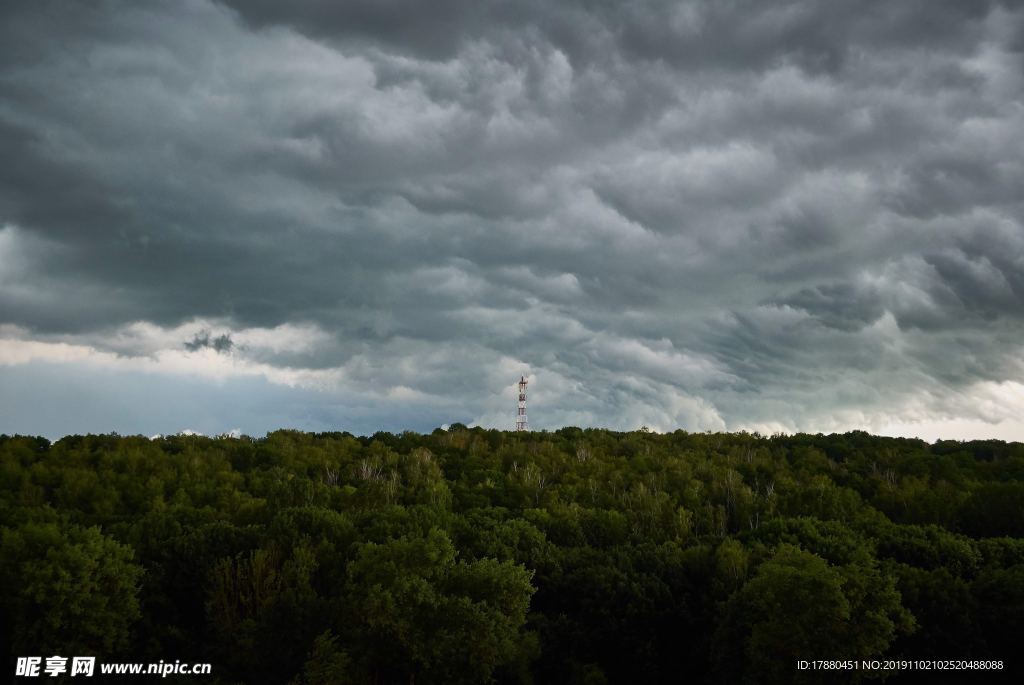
1,427,1022,683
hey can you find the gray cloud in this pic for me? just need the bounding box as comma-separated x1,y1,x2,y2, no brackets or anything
1,0,1023,437
184,331,234,353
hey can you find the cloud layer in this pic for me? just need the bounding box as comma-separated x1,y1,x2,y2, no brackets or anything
1,0,1023,439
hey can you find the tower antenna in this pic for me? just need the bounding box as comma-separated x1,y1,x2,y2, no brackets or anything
516,375,528,431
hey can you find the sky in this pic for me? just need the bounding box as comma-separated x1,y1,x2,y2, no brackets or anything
1,0,1023,442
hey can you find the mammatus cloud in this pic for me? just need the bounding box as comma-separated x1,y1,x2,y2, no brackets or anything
1,0,1023,440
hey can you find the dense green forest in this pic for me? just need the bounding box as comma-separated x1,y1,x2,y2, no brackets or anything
2,427,1022,683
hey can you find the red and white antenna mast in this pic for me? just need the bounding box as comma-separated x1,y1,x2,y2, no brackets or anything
516,375,528,431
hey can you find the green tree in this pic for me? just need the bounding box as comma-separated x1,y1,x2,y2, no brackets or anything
0,522,143,656
715,544,910,683
290,630,352,685
345,528,535,684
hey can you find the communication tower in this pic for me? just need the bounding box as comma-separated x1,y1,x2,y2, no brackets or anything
516,376,528,431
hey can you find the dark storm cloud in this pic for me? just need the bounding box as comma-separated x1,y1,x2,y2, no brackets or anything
219,0,999,71
184,331,234,353
2,0,1024,435
778,283,886,331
